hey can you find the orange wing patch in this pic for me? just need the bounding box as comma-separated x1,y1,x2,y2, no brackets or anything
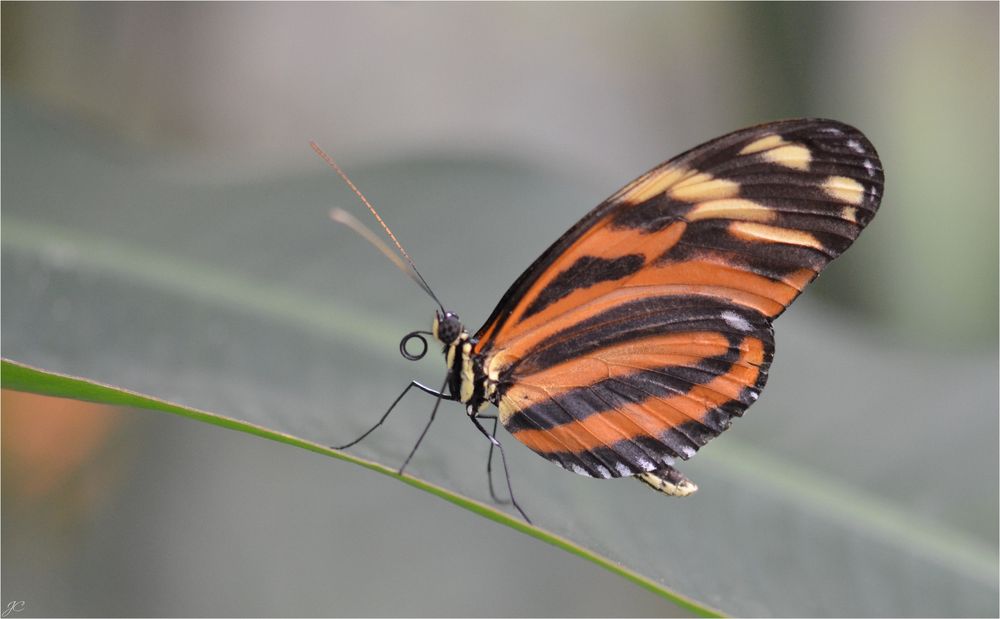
504,334,767,456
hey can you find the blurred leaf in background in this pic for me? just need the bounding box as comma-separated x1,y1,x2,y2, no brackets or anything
2,2,997,617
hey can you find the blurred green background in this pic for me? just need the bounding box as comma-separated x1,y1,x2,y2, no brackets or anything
2,3,997,617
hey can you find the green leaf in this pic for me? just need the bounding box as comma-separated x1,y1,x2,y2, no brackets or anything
1,358,721,617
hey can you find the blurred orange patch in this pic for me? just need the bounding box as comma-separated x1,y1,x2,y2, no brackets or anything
2,390,124,501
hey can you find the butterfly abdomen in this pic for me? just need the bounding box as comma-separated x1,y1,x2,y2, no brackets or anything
637,465,698,496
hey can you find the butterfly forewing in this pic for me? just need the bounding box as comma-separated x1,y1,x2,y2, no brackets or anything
476,119,883,480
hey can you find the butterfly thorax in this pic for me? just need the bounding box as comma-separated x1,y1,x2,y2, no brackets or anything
432,311,492,413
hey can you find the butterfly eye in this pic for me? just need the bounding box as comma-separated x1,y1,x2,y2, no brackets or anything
436,312,463,344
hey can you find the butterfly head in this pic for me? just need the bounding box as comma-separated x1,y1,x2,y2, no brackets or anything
432,310,465,345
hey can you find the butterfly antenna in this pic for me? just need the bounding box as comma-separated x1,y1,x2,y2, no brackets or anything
311,141,446,312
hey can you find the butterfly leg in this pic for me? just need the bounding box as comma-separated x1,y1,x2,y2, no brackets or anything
468,410,531,524
331,379,455,450
397,375,452,475
476,415,510,504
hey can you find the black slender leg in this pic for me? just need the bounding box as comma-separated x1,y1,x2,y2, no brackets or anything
397,374,451,475
332,380,454,450
481,416,509,504
468,413,531,524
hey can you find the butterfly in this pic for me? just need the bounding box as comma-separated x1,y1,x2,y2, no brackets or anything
314,118,884,523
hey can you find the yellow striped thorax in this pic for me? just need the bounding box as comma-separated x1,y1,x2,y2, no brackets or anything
433,310,490,412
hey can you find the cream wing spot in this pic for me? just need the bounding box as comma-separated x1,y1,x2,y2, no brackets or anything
737,134,812,169
739,134,787,155
686,199,776,223
728,221,825,250
822,176,865,206
761,144,812,170
614,165,689,204
669,173,740,202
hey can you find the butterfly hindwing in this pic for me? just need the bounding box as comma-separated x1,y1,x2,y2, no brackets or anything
493,297,774,478
476,119,883,480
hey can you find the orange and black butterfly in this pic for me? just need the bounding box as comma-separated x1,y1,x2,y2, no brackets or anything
315,118,883,522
